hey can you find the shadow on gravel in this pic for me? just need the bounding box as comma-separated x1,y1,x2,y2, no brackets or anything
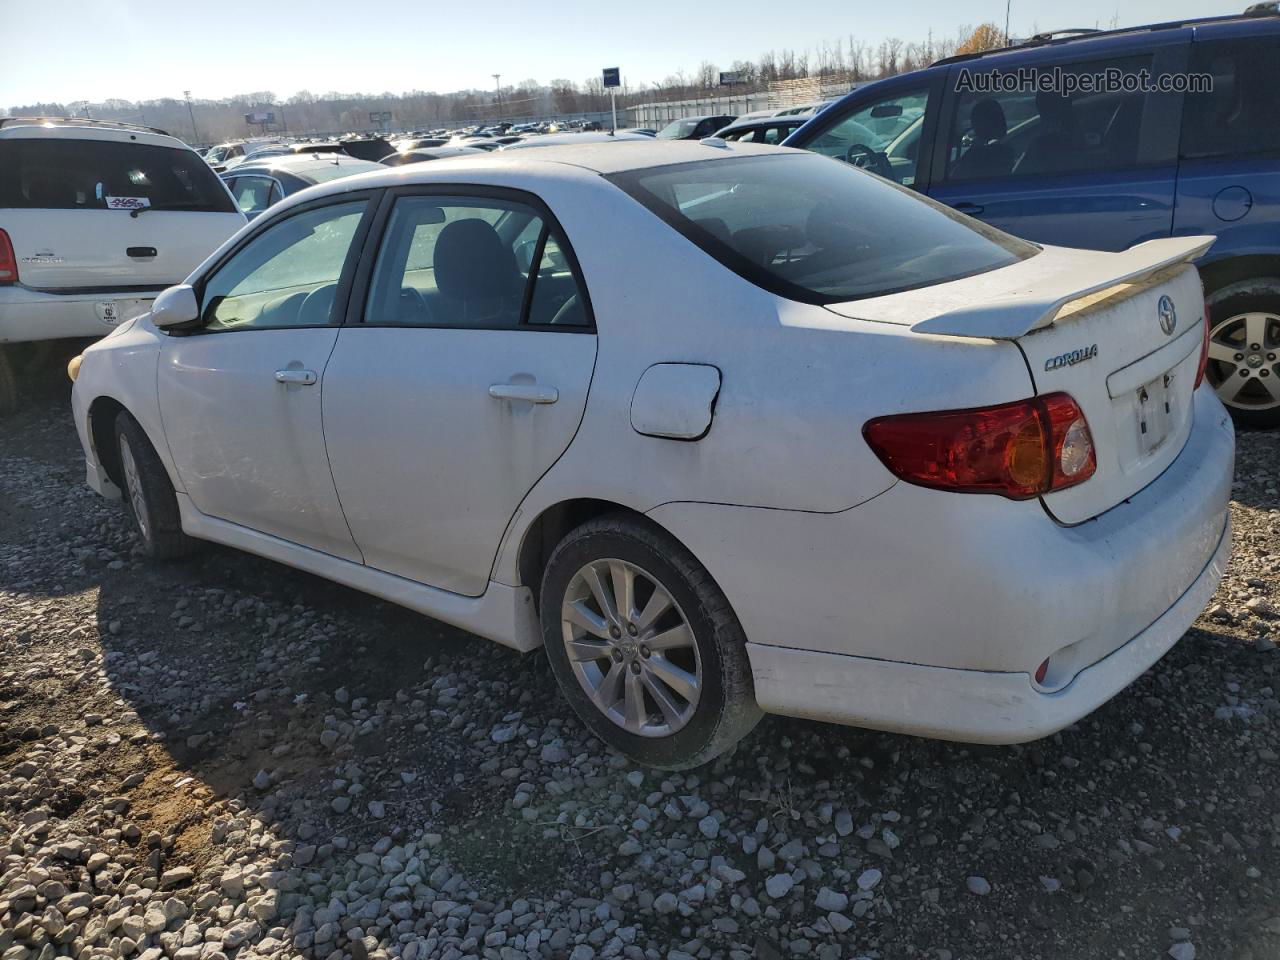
6,357,1280,959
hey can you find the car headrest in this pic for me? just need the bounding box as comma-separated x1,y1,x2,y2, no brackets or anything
433,218,519,301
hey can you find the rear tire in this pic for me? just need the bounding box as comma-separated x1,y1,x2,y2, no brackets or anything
1205,280,1280,429
539,514,762,770
114,411,198,560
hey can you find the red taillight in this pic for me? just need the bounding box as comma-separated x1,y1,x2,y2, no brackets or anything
1034,658,1049,685
863,392,1096,499
0,230,16,286
1195,301,1211,390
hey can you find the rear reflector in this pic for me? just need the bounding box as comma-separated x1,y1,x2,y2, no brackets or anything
0,229,17,285
1195,301,1210,390
863,393,1096,499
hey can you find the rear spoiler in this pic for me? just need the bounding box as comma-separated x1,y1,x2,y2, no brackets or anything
911,235,1216,340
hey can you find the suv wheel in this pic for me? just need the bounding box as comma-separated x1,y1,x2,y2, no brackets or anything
1206,280,1280,428
539,514,762,769
114,411,198,560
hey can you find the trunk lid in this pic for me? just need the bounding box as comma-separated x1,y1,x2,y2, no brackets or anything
825,236,1214,523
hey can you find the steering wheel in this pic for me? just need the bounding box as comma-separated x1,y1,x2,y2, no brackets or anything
844,143,896,181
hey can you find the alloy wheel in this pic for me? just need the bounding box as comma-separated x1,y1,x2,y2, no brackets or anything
119,436,150,540
559,558,702,738
1207,311,1280,410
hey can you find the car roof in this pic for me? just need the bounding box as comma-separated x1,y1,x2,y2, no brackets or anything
933,4,1280,65
718,117,806,132
499,131,652,149
224,153,386,180
0,119,186,150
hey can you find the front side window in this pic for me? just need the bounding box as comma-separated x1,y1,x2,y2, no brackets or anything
364,194,590,329
610,153,1037,304
1181,37,1280,159
228,176,276,214
0,138,236,212
200,200,367,331
800,87,930,186
944,55,1159,182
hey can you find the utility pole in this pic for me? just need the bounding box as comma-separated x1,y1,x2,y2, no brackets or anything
1005,0,1012,44
492,74,502,122
184,91,200,145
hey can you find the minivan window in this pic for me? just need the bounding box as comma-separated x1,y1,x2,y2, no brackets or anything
1181,37,1280,159
0,139,236,213
800,87,930,186
944,56,1160,182
610,153,1038,304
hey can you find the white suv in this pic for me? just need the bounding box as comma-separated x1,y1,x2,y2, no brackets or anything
0,117,245,412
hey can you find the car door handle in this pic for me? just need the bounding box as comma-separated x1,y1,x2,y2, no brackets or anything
274,369,317,385
489,383,558,404
951,201,984,215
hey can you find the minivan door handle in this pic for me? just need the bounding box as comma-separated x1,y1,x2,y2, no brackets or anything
126,246,158,258
274,369,317,386
950,201,984,215
489,383,558,404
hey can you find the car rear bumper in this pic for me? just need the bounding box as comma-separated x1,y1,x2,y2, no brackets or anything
647,387,1234,741
746,512,1230,742
0,286,161,343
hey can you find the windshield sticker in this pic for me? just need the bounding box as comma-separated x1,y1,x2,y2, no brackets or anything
105,196,151,211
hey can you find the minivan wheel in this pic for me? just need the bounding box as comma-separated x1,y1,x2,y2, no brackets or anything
1206,284,1280,428
539,514,762,769
114,411,198,560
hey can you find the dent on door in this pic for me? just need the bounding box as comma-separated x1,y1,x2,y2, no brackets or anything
630,363,722,440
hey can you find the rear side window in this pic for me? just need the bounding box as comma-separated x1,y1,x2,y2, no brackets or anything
0,138,235,213
944,55,1162,183
610,153,1038,304
1181,37,1280,159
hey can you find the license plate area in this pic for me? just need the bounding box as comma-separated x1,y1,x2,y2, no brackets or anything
1136,372,1175,456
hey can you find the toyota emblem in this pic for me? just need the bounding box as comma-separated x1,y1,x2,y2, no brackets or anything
1157,295,1177,336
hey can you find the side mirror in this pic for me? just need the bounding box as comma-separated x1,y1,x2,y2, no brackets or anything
151,284,200,329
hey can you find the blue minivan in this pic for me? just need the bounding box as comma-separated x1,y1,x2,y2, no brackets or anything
786,5,1280,425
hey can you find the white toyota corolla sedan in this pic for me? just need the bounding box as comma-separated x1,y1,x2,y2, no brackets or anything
70,140,1234,769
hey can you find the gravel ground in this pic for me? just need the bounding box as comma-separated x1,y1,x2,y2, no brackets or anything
3,367,1280,960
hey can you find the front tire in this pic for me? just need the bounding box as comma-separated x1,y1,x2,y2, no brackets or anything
539,514,762,769
1205,280,1280,428
114,411,198,560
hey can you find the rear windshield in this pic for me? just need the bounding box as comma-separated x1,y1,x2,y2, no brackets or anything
608,153,1038,303
0,138,236,213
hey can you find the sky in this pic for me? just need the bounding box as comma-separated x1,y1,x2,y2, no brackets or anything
0,0,1245,107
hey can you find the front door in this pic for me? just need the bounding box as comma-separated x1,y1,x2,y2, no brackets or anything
157,195,375,561
322,189,597,595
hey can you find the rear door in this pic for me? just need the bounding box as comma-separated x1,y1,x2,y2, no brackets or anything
322,187,597,596
927,41,1187,250
0,132,245,290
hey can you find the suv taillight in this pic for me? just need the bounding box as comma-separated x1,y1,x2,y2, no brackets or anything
1195,301,1211,390
864,393,1096,499
0,230,17,285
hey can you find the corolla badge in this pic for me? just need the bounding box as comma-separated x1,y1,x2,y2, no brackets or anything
1044,344,1098,371
1157,295,1177,336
